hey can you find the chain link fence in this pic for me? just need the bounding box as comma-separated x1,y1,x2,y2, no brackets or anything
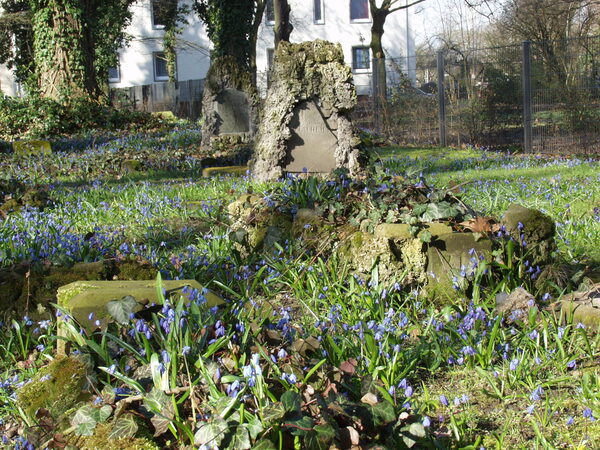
360,36,600,154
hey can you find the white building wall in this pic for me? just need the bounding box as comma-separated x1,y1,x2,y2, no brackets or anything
0,0,417,96
0,63,18,96
256,0,414,95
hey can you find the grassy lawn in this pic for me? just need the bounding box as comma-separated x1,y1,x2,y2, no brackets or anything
0,136,598,449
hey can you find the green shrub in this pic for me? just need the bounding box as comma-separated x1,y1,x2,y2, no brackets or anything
0,96,158,139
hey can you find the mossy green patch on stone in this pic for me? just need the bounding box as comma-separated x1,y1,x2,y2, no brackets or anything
17,356,88,421
13,140,52,156
202,165,248,178
502,204,556,265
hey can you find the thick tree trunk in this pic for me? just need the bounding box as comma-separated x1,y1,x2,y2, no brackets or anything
32,0,100,101
273,0,292,48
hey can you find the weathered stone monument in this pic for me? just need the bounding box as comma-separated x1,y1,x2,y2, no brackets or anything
201,57,257,148
251,40,362,181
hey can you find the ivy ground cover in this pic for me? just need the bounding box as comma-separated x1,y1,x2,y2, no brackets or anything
0,133,599,449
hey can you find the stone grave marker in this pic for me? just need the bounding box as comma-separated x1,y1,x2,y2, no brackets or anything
284,100,337,173
215,88,250,134
13,140,52,156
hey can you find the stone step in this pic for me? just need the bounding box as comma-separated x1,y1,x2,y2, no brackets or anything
13,140,52,156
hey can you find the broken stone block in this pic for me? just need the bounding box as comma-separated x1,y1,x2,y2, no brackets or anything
501,204,556,265
496,287,537,323
56,280,223,354
17,356,88,421
427,232,493,281
555,283,600,328
374,222,453,240
202,165,248,178
13,140,52,156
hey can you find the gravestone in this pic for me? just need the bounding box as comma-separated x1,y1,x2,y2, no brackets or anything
284,100,337,173
13,140,52,156
215,89,250,134
252,40,363,181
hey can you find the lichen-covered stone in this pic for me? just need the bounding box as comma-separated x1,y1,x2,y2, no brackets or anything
251,40,363,181
338,231,427,285
496,287,537,323
201,56,258,149
227,194,292,253
17,356,88,421
13,140,52,156
427,232,493,281
202,165,248,178
56,280,223,354
501,204,556,265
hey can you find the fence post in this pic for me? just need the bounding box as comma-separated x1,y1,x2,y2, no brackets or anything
522,40,533,153
436,50,447,147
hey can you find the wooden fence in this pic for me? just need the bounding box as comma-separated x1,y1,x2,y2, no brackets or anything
109,79,204,120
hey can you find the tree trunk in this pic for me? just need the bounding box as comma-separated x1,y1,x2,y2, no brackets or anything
31,0,100,101
370,7,388,105
273,0,292,48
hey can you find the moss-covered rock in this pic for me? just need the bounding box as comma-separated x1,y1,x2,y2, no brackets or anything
251,40,363,181
202,165,248,178
17,356,88,421
122,159,144,173
501,204,556,265
227,194,292,254
116,261,158,280
338,231,427,285
427,232,493,281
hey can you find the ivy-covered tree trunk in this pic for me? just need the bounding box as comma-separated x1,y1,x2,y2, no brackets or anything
29,0,96,99
193,0,262,147
28,0,133,101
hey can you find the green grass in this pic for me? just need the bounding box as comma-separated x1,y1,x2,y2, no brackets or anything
0,138,598,449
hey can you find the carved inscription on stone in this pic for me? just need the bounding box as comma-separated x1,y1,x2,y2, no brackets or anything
284,100,337,173
215,89,250,134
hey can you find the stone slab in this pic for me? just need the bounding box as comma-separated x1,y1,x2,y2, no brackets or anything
284,100,338,173
13,140,52,156
57,280,223,354
202,165,248,178
558,301,600,329
374,222,453,240
215,89,250,134
427,232,492,281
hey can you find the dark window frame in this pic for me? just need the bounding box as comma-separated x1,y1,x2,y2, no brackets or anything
151,0,167,29
153,51,171,81
352,46,371,71
350,0,370,22
314,0,325,24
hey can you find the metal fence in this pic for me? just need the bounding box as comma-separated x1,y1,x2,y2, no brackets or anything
361,36,600,154
109,79,204,120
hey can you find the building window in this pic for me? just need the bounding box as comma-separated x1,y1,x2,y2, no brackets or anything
151,0,168,29
108,65,120,83
266,0,275,25
314,0,324,24
350,0,369,21
153,52,170,81
352,46,370,71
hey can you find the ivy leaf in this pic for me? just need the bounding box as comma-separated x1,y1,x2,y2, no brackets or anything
252,439,277,450
399,422,427,448
420,201,461,222
106,295,138,324
245,415,264,440
71,405,97,436
93,405,113,423
285,415,314,436
419,230,432,243
143,386,169,413
109,414,139,440
281,391,302,415
194,416,228,447
228,426,251,450
369,402,395,426
262,402,285,424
